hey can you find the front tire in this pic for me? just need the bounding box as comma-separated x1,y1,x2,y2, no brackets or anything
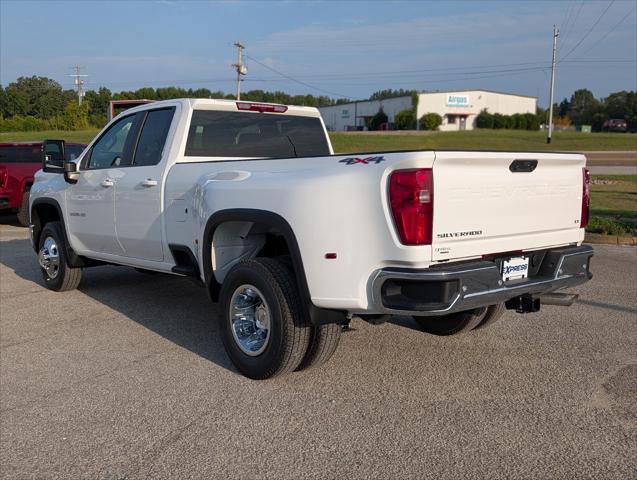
38,221,82,292
219,258,310,379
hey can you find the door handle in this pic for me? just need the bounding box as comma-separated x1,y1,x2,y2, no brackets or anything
140,178,158,187
101,178,114,188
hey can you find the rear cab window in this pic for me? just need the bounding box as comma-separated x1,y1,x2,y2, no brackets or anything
0,145,42,163
0,144,84,165
185,110,330,158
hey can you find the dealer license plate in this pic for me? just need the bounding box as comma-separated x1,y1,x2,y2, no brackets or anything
501,256,529,282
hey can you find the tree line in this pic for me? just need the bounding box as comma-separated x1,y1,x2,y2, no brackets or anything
0,76,350,132
0,77,635,132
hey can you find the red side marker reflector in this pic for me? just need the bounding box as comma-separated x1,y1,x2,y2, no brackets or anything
325,253,337,259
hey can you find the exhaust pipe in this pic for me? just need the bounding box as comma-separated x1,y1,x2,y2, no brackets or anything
539,292,579,307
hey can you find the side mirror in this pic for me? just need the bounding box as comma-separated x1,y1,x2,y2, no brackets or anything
42,139,66,173
64,161,80,184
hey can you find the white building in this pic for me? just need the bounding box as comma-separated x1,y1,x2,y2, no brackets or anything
319,90,537,132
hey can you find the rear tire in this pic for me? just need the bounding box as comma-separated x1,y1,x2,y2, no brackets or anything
472,303,506,330
16,189,30,227
38,221,82,292
296,323,342,371
219,258,310,379
413,307,488,336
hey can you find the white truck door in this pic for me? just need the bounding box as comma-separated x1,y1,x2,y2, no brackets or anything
66,114,139,255
113,107,175,262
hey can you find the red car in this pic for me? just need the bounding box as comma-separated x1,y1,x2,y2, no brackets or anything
0,141,85,226
602,119,628,132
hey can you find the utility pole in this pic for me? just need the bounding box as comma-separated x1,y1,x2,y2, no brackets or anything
232,42,247,100
70,65,88,105
547,26,559,144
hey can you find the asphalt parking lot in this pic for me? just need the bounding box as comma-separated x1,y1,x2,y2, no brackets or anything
1,217,635,479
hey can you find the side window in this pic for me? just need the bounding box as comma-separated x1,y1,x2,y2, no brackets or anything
87,115,136,169
133,108,175,166
65,145,85,161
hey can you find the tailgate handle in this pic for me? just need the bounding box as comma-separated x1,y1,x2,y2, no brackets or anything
510,159,538,172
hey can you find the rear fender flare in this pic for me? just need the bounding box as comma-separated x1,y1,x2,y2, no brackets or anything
202,209,345,325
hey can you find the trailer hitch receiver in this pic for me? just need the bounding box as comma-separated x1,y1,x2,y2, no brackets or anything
505,294,541,314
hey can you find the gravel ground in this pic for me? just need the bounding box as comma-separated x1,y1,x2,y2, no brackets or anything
1,219,635,479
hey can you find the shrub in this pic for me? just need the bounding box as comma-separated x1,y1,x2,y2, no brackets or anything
419,112,442,131
59,101,89,130
586,216,633,236
512,113,527,130
475,109,494,129
524,113,540,130
369,108,388,131
554,116,572,128
0,115,50,132
493,113,511,129
395,108,416,130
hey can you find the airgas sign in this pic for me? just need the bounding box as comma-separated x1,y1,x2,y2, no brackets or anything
446,95,470,107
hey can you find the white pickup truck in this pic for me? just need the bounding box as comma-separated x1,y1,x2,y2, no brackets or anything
29,98,593,379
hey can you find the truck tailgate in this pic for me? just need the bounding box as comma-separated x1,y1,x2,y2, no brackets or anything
431,151,586,261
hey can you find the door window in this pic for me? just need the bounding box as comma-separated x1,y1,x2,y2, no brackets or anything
133,108,175,166
86,115,136,169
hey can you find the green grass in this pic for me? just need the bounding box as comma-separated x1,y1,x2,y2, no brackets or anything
330,130,637,153
589,175,636,236
590,175,636,219
1,128,636,152
0,130,99,144
1,128,636,153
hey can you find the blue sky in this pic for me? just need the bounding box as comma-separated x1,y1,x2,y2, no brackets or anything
1,0,635,106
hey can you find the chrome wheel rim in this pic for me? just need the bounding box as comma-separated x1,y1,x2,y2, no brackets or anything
229,284,271,356
38,236,60,279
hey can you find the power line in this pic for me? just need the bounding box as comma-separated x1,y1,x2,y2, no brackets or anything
559,0,574,34
559,0,616,61
560,0,585,53
241,60,634,85
246,67,553,88
245,54,349,98
577,5,636,56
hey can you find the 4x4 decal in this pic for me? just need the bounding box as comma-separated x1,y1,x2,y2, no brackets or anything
339,156,386,165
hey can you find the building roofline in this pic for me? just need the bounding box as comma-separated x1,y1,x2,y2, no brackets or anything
318,89,537,108
420,89,537,99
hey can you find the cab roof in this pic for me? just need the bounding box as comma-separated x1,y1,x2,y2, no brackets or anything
116,98,322,119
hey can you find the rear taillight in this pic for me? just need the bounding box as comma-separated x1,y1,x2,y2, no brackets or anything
236,102,288,113
389,168,434,245
0,167,7,189
581,167,590,228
